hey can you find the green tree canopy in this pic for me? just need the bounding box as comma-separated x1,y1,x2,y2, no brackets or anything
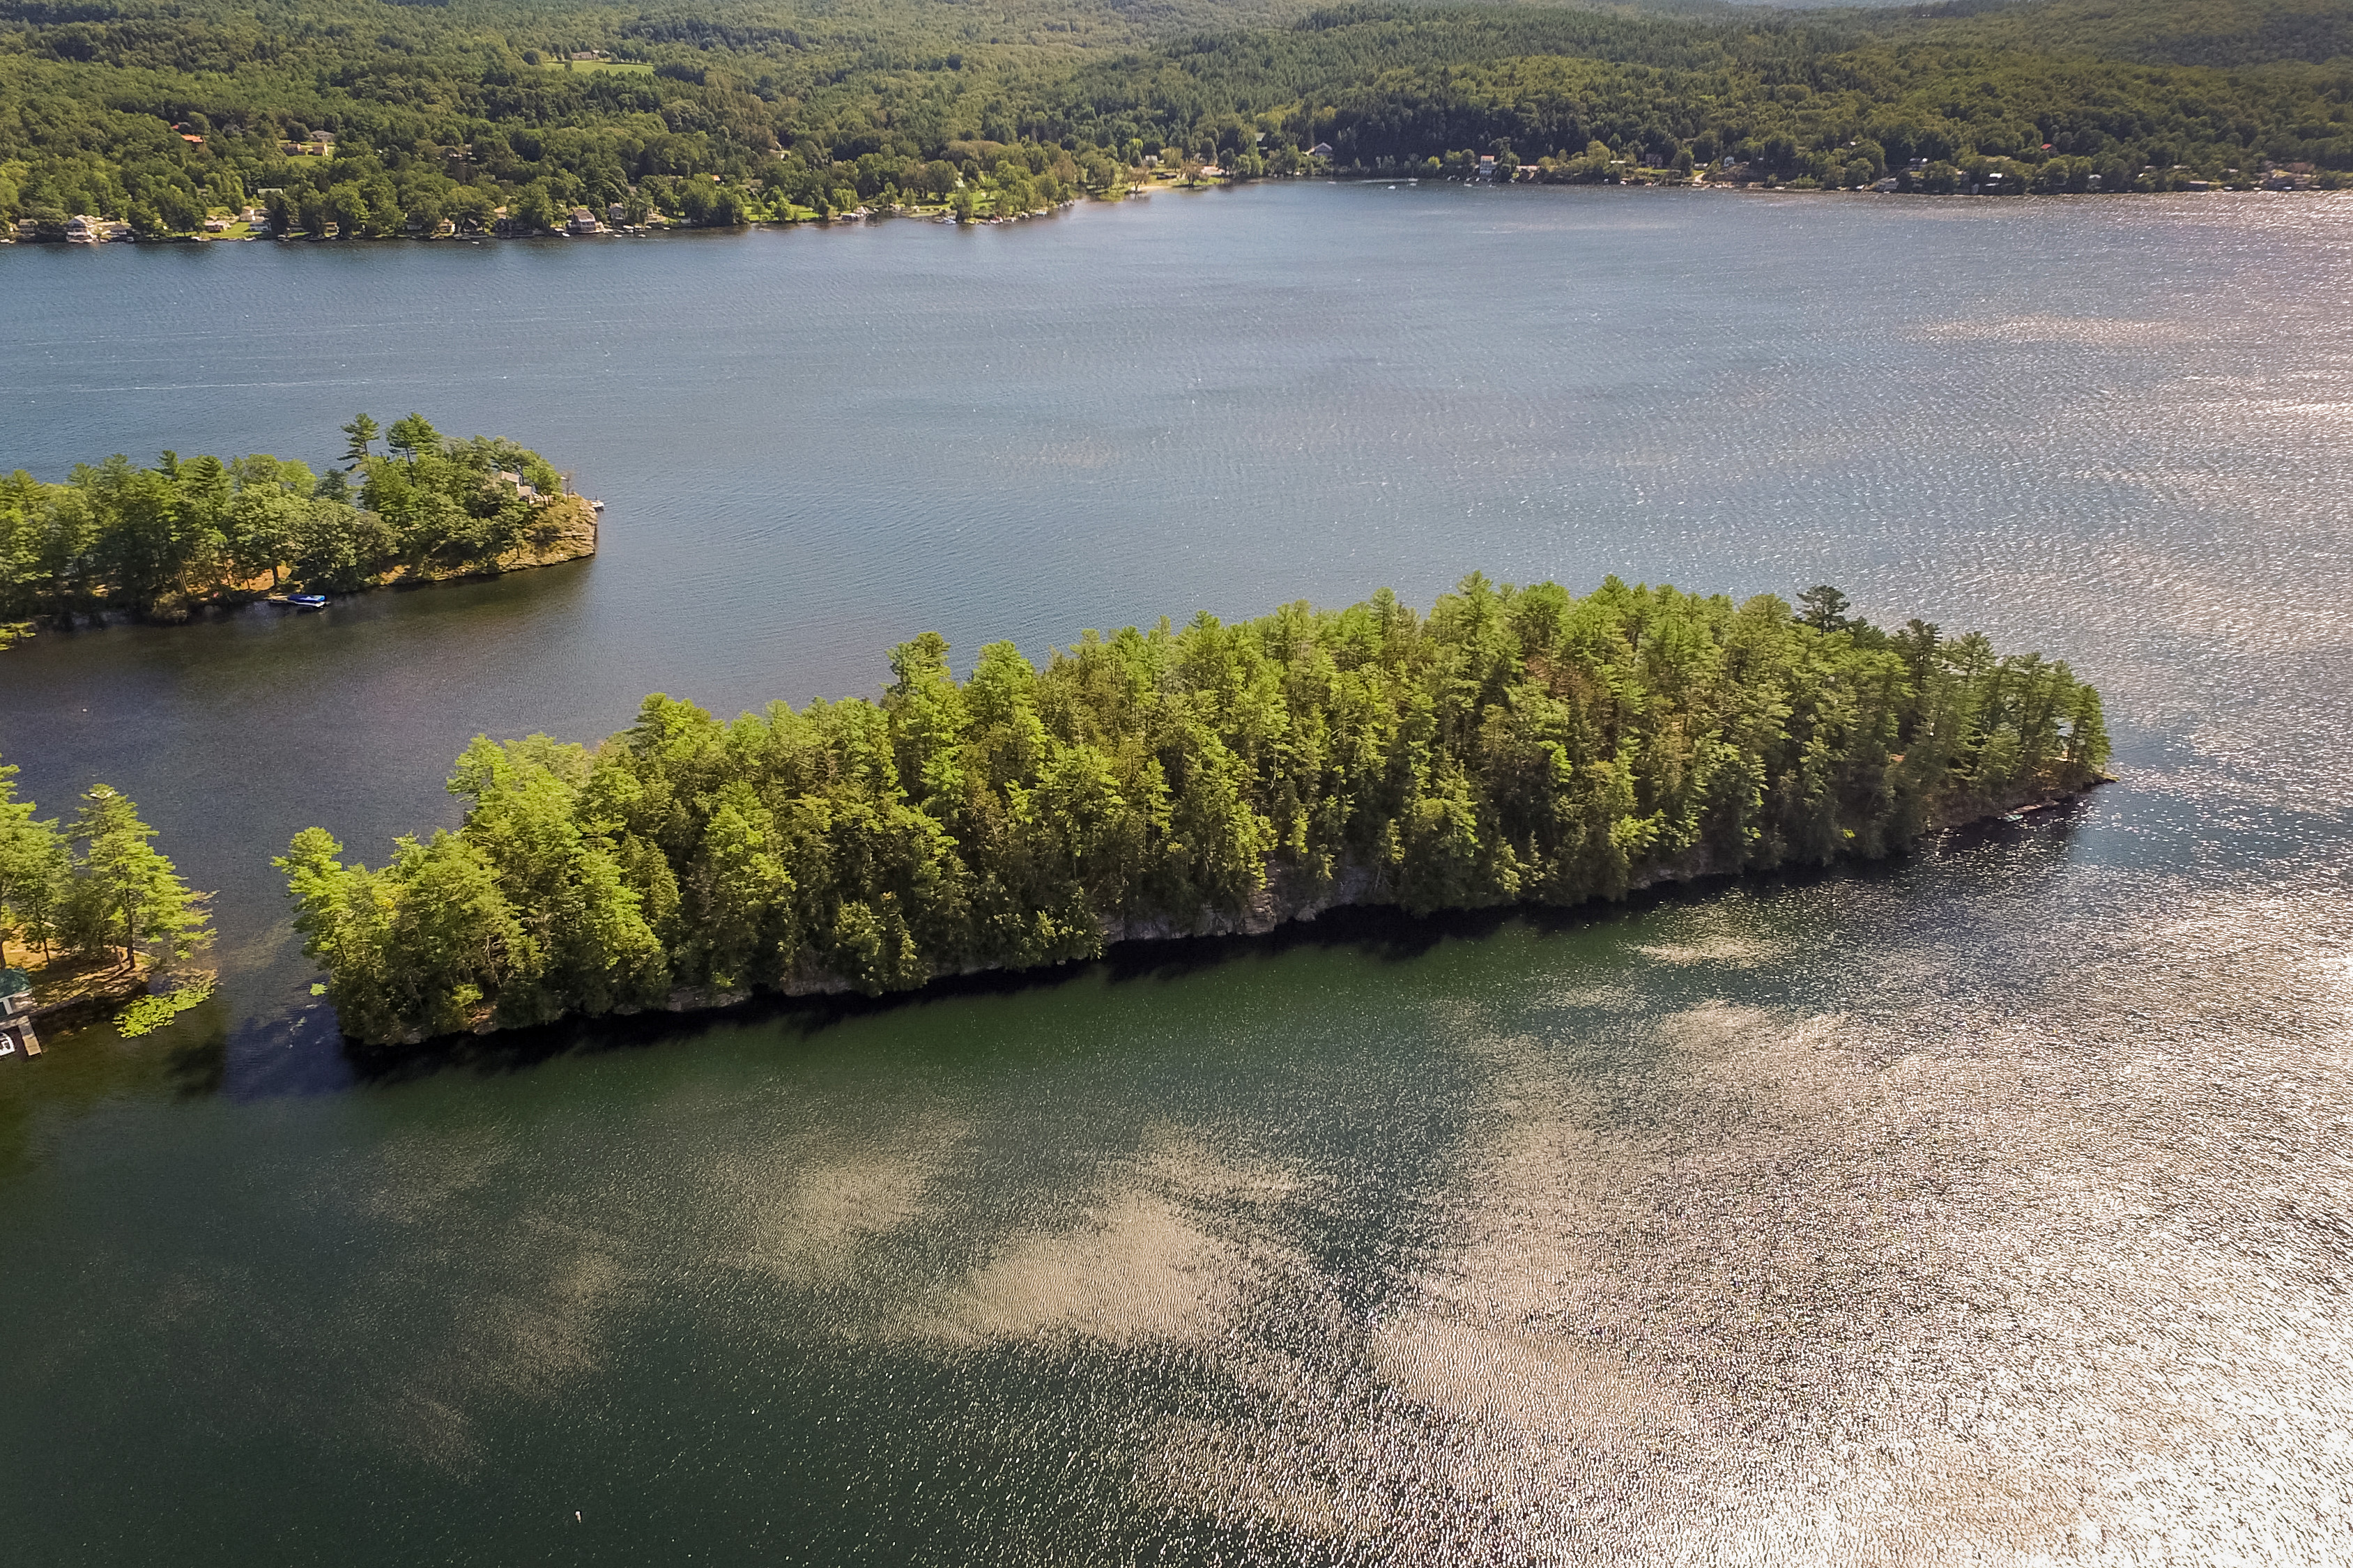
0,758,70,957
66,785,212,970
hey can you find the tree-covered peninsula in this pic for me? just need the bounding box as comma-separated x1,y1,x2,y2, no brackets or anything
281,575,2109,1045
0,415,595,637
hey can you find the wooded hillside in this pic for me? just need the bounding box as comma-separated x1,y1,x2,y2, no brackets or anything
2,0,2343,233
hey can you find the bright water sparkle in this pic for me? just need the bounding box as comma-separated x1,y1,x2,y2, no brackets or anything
1,183,2350,1562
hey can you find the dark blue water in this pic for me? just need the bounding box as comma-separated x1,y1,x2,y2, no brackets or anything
3,184,2350,1562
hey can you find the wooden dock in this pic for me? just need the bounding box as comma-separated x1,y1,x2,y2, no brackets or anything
1,971,40,1058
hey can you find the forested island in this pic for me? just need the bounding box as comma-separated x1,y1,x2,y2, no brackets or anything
282,576,2110,1045
0,0,2345,241
0,415,596,641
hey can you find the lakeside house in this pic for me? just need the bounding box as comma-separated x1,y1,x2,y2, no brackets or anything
1309,142,1333,159
61,214,132,243
0,971,40,1060
568,206,603,235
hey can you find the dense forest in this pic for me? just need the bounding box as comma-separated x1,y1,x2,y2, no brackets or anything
0,415,592,636
282,575,2110,1044
0,0,2345,234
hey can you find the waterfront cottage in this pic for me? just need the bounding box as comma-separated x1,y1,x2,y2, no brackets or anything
0,973,39,1060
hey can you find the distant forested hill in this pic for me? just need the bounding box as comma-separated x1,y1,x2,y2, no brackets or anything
1894,0,2353,67
1,0,2344,235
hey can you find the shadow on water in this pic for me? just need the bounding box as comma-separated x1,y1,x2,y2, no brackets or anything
330,832,2044,1089
8,795,2105,1114
0,999,228,1175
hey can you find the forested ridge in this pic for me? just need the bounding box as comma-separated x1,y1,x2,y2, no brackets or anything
1,0,2345,235
282,576,2110,1045
0,415,591,638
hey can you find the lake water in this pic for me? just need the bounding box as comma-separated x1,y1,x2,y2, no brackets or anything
3,183,2351,1562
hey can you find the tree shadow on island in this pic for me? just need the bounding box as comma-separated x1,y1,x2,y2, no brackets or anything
337,797,2099,1090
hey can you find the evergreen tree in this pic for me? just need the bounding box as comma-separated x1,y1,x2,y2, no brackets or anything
339,415,379,463
68,786,212,971
385,414,440,461
0,757,70,957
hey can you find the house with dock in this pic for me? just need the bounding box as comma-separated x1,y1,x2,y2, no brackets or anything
0,969,40,1059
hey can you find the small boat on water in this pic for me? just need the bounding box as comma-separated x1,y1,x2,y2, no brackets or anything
267,592,329,611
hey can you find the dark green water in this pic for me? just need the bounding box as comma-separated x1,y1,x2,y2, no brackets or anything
3,185,2350,1562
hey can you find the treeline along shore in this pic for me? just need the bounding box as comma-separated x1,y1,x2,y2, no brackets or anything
0,415,596,645
1,0,2346,244
282,576,2110,1045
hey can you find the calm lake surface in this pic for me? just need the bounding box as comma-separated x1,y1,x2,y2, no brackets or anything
3,183,2352,1562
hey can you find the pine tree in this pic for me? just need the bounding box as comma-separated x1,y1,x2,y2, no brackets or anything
0,757,69,958
339,414,379,463
68,785,212,972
